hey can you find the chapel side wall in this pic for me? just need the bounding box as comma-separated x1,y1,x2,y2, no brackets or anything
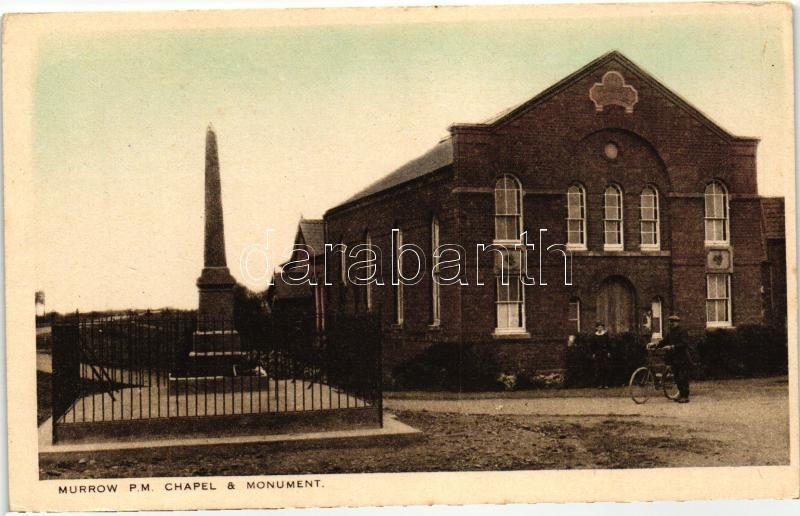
324,170,462,376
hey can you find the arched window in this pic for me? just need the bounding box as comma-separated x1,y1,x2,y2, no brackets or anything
365,231,373,311
338,239,347,285
431,217,441,326
705,181,729,245
394,228,405,326
494,175,525,333
568,298,581,335
650,297,663,340
640,186,660,250
314,282,325,332
394,228,404,326
603,184,624,250
495,175,522,241
566,184,587,249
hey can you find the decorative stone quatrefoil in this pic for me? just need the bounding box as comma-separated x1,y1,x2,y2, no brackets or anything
589,71,639,113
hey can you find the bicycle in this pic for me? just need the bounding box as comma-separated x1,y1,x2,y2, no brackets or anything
628,345,680,404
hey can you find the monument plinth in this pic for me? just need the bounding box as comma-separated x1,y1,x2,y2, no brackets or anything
176,126,241,385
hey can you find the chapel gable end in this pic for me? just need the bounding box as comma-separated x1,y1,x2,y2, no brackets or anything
450,51,758,194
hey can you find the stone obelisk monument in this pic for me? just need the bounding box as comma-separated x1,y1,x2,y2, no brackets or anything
194,125,240,356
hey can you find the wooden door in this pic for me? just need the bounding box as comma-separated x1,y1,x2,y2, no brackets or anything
597,277,635,334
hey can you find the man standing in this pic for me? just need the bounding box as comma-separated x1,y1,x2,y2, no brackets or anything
591,322,611,389
657,314,691,403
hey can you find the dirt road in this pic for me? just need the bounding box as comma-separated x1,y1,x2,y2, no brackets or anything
385,377,791,467
39,377,790,478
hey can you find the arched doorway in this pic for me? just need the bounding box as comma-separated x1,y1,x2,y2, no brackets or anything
596,276,636,334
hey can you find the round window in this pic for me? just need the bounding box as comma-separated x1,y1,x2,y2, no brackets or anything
604,142,619,160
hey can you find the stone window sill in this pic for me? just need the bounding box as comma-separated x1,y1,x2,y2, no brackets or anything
706,323,734,330
492,331,531,340
566,244,588,252
569,250,671,257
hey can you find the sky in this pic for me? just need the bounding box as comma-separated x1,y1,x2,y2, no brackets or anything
31,5,793,313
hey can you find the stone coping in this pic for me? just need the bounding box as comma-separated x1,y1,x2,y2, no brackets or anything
38,413,421,457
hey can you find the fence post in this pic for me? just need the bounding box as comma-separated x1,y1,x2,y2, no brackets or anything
376,312,383,428
51,317,80,444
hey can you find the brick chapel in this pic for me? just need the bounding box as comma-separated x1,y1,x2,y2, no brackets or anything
282,51,786,376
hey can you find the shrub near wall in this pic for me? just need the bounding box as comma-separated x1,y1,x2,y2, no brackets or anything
696,324,788,379
390,325,787,391
565,324,788,386
565,333,647,388
390,342,502,391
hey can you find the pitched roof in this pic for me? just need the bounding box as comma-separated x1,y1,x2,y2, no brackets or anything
298,219,325,256
761,197,785,240
454,50,752,142
329,50,754,213
337,138,453,207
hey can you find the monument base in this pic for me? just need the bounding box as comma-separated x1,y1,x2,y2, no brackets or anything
170,330,244,382
167,372,255,394
192,329,241,353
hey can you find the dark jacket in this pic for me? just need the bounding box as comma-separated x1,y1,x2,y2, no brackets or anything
658,325,690,366
591,331,611,358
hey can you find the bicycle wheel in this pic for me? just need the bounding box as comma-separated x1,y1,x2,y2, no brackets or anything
662,366,680,400
629,367,654,404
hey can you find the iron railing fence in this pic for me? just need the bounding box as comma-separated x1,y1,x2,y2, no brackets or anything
50,310,382,441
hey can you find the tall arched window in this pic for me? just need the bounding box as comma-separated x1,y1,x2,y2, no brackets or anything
495,175,522,241
640,186,660,250
567,184,587,249
650,297,663,340
365,231,373,311
394,228,404,326
314,282,325,332
430,216,441,326
705,181,729,245
568,297,581,335
603,184,624,250
494,175,525,333
339,239,347,285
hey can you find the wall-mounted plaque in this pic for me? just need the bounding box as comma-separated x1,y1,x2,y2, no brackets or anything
589,71,639,113
493,248,523,274
706,248,733,271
